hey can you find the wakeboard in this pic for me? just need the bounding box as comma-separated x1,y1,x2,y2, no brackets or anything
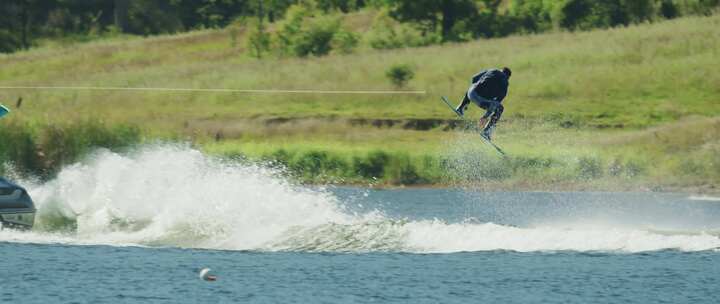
441,96,506,156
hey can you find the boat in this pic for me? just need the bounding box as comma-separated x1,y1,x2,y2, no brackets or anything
0,177,36,229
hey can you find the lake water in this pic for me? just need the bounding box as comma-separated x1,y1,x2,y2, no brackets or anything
2,147,719,303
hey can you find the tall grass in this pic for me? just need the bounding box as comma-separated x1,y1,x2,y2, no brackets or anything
0,119,141,178
208,144,656,188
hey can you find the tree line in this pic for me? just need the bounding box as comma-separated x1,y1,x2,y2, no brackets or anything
0,0,718,54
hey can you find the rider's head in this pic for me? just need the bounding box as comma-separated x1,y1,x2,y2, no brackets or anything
502,67,512,78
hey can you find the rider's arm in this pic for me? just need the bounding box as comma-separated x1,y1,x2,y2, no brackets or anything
495,82,508,102
471,70,488,84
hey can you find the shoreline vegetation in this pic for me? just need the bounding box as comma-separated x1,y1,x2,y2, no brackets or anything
1,116,718,194
1,12,719,194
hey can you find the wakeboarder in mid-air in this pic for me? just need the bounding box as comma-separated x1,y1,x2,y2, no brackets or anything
453,67,511,141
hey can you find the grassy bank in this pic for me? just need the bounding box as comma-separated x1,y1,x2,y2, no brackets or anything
200,116,720,191
1,14,719,191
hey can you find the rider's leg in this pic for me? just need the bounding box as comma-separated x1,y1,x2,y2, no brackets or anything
478,116,489,130
486,103,504,129
482,103,504,140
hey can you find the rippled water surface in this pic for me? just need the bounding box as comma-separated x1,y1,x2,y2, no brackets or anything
3,243,720,303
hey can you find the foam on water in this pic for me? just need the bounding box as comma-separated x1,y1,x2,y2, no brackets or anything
689,195,720,202
2,145,719,253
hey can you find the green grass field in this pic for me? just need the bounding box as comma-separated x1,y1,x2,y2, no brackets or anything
1,12,719,191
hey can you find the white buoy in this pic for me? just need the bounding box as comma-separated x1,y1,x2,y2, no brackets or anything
199,268,217,281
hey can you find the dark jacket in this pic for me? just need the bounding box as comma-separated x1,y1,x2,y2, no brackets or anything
471,69,509,102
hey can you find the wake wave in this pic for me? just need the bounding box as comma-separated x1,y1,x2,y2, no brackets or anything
2,145,719,253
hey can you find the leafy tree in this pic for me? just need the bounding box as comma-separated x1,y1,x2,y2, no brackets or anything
0,0,61,51
1,0,717,55
621,0,655,23
316,0,366,12
557,0,596,30
469,0,513,38
275,4,311,55
274,5,358,57
0,30,22,53
124,0,184,34
687,0,720,15
660,0,679,19
557,0,657,31
246,17,271,58
366,10,440,49
508,0,557,33
193,0,248,28
56,0,115,33
114,0,129,31
384,0,479,42
246,0,296,22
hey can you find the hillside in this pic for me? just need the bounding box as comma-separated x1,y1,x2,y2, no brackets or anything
1,13,719,191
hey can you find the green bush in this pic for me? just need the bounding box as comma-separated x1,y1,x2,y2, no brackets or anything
387,153,425,185
262,149,293,169
577,156,603,180
275,150,351,182
293,16,341,56
255,149,440,184
274,5,358,57
354,151,390,179
385,64,415,88
291,151,329,179
332,29,359,54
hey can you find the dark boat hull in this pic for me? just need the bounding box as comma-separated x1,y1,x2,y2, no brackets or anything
0,177,36,230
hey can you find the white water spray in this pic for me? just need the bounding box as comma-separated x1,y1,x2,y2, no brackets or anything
24,145,353,250
2,145,719,253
